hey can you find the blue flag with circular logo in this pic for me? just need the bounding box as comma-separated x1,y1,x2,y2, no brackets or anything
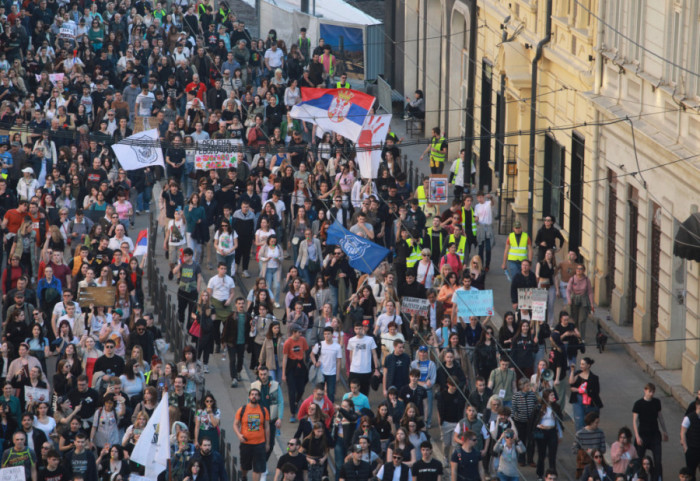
326,221,390,274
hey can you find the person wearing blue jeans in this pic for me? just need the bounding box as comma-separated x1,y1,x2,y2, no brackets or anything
411,346,437,429
260,236,282,306
311,327,343,403
568,357,602,432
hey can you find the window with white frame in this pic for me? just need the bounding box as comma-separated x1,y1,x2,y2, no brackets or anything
667,0,684,84
607,0,622,51
629,0,645,61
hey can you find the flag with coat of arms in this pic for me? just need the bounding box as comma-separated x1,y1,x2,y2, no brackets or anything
290,88,375,142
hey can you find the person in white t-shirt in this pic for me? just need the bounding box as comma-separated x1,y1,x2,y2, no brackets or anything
310,327,344,403
135,85,155,131
374,300,402,336
264,43,284,72
474,191,494,271
347,322,380,396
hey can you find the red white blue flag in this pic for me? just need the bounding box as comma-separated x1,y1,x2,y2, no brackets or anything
290,88,375,142
133,229,148,256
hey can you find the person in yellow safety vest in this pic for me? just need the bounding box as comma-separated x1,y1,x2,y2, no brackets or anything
447,224,468,264
415,177,430,210
152,3,166,20
501,221,532,281
449,148,468,201
336,74,350,89
406,237,423,268
423,216,446,265
298,28,311,66
320,45,335,87
420,127,448,175
461,195,477,259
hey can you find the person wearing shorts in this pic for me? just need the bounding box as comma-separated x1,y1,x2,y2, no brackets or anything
234,389,270,481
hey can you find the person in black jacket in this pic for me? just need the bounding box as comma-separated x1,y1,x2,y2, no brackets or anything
338,443,373,481
19,412,48,453
534,215,565,262
509,259,538,310
232,201,256,278
376,450,411,481
192,437,227,481
127,320,155,364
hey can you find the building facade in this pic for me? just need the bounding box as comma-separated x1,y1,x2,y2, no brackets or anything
387,0,700,395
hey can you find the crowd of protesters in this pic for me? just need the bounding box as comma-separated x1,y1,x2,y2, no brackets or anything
0,1,698,481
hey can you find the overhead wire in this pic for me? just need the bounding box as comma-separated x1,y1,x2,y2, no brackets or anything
572,0,700,79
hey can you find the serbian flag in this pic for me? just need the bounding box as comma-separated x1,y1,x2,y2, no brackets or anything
290,88,375,142
133,229,148,256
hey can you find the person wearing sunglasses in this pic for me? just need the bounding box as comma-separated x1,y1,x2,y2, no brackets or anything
273,438,308,481
579,448,614,481
337,443,373,481
376,448,410,481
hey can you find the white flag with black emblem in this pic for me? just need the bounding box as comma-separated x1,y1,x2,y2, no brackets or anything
111,128,165,171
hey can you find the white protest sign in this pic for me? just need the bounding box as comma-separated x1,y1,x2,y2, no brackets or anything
531,301,547,321
0,466,26,481
402,297,429,316
59,27,75,38
24,386,50,404
517,288,547,310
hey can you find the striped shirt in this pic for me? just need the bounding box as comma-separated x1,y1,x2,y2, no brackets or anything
511,391,539,422
573,427,606,454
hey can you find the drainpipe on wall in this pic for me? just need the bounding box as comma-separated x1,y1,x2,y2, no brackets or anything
463,0,478,188
527,0,553,235
591,0,605,280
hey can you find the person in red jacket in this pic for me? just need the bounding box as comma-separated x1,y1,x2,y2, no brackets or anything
297,383,335,429
1,255,23,294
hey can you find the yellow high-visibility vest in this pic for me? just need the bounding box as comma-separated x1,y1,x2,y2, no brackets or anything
430,136,446,163
427,227,444,254
462,207,477,236
448,234,467,263
507,232,529,261
416,185,427,206
406,239,423,267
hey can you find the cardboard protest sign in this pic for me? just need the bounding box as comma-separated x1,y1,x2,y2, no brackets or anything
428,176,448,204
0,467,25,481
78,286,116,307
517,288,547,310
402,297,430,316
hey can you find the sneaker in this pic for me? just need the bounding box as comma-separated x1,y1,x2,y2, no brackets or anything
274,302,281,309
168,270,174,281
135,210,141,215
289,416,297,423
145,209,150,213
215,345,221,354
208,264,214,270
231,378,238,387
403,114,411,120
242,270,251,278
203,365,209,373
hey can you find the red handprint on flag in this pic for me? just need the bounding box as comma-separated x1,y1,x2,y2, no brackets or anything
357,115,387,154
356,114,392,179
